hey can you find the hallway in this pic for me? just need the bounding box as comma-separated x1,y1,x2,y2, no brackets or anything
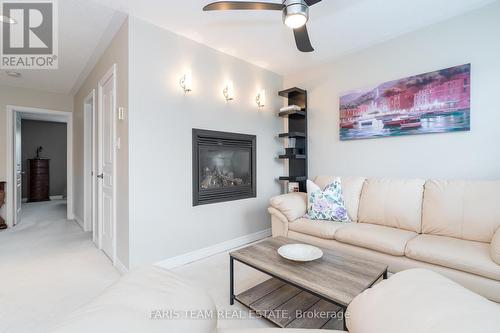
0,200,120,333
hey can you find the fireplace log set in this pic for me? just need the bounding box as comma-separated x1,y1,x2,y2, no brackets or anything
201,167,245,189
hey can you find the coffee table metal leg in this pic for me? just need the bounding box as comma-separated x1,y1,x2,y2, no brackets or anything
230,256,235,305
383,269,388,279
342,307,347,331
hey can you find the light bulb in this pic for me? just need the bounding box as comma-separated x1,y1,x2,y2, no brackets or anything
223,81,234,102
256,90,266,109
180,70,192,93
284,13,307,29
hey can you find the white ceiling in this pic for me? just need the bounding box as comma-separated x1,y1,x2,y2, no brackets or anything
95,0,496,74
0,0,496,94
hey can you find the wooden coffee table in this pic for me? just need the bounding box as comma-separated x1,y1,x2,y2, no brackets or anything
229,237,388,330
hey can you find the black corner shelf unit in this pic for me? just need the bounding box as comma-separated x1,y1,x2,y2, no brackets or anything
278,87,308,192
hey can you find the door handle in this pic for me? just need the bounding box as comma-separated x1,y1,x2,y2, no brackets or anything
97,173,104,179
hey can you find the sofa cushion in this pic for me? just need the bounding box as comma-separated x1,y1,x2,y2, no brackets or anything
405,234,500,281
492,228,500,265
288,218,346,240
346,269,500,333
269,192,307,222
422,180,500,243
357,178,425,233
313,176,366,222
335,223,417,256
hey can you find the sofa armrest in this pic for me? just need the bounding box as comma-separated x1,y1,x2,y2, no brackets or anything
269,192,307,222
268,207,289,237
491,227,500,265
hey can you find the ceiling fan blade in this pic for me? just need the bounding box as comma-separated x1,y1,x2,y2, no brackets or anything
304,0,322,6
203,1,285,11
293,25,314,52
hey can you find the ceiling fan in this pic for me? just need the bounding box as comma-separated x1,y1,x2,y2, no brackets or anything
203,0,322,52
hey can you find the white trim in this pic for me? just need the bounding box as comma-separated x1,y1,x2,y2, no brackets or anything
97,64,118,265
114,259,128,275
74,215,85,230
84,90,96,234
23,196,64,202
155,229,272,270
6,106,73,226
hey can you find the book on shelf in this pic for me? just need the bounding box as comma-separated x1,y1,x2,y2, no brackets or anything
279,105,302,112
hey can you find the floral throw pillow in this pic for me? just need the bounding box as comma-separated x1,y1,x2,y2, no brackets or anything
304,179,349,222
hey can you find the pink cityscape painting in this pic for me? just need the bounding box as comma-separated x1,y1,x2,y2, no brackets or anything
339,64,471,141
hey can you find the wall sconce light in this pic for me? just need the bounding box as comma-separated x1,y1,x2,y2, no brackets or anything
256,89,266,109
223,81,234,102
179,70,192,93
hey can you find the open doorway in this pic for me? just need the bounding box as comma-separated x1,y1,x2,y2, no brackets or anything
5,107,73,227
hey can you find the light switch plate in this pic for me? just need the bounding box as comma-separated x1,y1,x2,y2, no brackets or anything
118,107,125,120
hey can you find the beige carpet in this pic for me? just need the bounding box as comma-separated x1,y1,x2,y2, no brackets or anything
0,200,120,333
171,248,275,330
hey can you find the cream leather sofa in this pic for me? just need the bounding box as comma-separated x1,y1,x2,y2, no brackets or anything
269,176,500,302
50,266,500,333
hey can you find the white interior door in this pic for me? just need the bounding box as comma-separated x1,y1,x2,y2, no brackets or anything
84,92,95,235
84,90,98,245
98,66,116,261
14,113,22,225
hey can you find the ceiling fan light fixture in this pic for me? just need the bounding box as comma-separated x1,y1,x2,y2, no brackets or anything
283,1,309,29
0,14,16,24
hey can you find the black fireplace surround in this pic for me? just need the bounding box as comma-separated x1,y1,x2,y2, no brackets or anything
192,129,256,206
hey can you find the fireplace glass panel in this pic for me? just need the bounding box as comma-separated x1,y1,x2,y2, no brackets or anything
199,147,251,190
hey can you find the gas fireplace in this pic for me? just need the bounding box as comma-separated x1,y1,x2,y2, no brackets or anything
192,129,256,206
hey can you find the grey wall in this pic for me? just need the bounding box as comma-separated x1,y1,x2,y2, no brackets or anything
73,19,129,267
21,120,67,198
284,2,500,180
128,17,283,268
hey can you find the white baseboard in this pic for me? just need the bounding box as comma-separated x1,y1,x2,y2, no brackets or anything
74,215,84,230
156,228,272,270
114,259,129,275
22,195,64,203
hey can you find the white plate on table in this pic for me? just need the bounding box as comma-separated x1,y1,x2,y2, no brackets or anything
278,244,323,262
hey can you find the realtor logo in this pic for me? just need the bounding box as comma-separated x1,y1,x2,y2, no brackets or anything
1,0,58,69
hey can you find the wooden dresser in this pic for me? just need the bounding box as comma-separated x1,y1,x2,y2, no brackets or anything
28,159,50,202
0,182,6,229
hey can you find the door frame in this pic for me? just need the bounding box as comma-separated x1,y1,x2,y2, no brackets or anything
84,89,97,241
5,106,74,226
97,64,117,264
